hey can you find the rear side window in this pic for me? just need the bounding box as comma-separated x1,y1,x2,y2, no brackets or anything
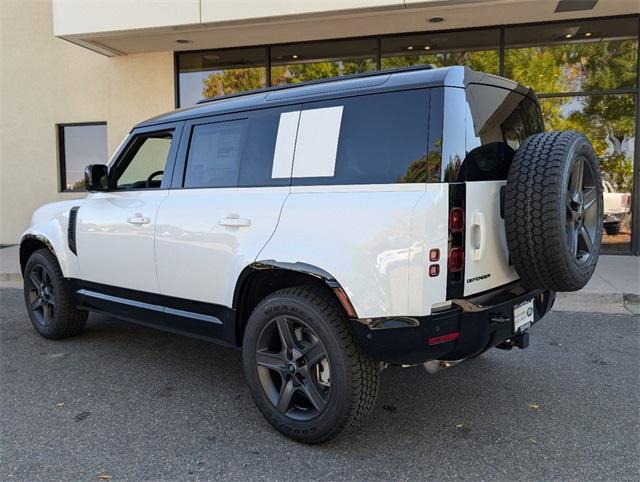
182,107,298,188
184,120,246,188
291,89,430,185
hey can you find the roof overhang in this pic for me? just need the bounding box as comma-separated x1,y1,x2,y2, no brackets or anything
52,0,639,57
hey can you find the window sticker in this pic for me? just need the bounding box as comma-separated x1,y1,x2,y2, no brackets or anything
292,106,344,178
271,111,300,179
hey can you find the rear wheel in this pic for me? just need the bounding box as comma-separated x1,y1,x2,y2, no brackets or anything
23,249,87,339
242,286,379,444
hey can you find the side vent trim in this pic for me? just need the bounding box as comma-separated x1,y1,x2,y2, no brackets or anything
68,206,80,255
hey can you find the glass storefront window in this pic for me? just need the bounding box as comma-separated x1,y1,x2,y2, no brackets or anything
505,17,638,94
539,94,636,251
58,123,108,192
381,28,499,74
270,39,377,85
174,16,639,253
177,47,267,106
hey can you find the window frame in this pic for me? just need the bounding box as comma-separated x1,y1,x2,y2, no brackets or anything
57,121,107,193
106,121,184,192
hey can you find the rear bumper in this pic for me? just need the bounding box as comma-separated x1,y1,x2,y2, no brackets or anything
350,283,555,365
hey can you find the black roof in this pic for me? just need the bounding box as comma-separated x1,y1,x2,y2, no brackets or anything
136,65,521,129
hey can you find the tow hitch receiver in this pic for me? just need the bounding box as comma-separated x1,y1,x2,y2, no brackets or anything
496,332,529,350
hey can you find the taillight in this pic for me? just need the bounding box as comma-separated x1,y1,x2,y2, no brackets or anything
448,247,464,272
449,207,464,233
446,186,466,298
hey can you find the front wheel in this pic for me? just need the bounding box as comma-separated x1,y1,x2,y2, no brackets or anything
23,248,87,339
242,286,379,444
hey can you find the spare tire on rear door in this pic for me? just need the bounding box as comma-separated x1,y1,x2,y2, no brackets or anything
504,131,603,292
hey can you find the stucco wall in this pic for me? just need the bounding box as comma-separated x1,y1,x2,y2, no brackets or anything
0,0,174,244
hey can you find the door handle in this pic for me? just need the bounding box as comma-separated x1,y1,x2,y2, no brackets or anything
127,213,150,225
470,211,486,261
219,216,251,227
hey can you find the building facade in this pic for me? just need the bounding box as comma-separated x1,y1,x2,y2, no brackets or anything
1,0,639,254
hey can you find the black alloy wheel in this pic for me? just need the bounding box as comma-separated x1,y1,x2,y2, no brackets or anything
27,263,56,326
566,157,598,265
256,315,331,421
242,286,379,443
23,248,87,339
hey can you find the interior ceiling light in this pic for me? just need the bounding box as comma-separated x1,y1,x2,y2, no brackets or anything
176,39,192,44
584,32,592,37
565,33,573,39
555,0,598,13
424,46,431,50
407,46,414,50
428,16,445,23
292,54,299,59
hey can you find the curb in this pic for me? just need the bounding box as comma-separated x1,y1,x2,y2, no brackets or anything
554,290,639,315
0,273,22,282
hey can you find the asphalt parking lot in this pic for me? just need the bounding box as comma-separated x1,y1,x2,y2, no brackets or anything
1,286,638,481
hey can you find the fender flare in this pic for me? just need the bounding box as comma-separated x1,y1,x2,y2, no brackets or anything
19,234,57,273
233,260,358,318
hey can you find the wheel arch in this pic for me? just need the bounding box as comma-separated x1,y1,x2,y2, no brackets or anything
232,261,357,346
19,234,57,274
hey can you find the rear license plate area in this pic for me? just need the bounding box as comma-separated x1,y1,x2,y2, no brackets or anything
513,299,534,334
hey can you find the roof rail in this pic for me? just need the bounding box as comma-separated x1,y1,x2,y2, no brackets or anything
195,63,437,105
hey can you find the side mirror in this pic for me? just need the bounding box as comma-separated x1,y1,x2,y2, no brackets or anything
84,164,109,192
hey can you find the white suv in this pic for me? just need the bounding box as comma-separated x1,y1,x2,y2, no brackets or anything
20,66,603,443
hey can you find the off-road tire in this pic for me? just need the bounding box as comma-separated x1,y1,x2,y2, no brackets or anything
505,131,603,292
23,248,87,339
242,286,379,444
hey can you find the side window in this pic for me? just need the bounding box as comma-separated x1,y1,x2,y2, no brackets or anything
184,120,247,188
181,107,300,189
114,132,173,190
291,89,430,185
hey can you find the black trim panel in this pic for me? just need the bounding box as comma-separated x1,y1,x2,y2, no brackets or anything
351,284,555,364
70,280,238,346
68,206,79,255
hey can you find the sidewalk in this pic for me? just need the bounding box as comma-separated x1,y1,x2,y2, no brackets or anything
0,244,638,313
554,254,639,315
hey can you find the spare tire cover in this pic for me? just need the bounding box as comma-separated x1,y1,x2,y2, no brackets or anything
504,131,603,292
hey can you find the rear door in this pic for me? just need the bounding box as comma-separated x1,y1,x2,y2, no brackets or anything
154,105,299,307
452,84,544,296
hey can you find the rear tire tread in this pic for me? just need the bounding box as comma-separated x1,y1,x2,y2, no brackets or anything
505,131,602,291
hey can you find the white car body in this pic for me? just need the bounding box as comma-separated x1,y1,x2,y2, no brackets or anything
20,66,554,361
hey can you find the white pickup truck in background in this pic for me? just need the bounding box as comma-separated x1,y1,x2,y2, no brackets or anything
602,179,631,235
